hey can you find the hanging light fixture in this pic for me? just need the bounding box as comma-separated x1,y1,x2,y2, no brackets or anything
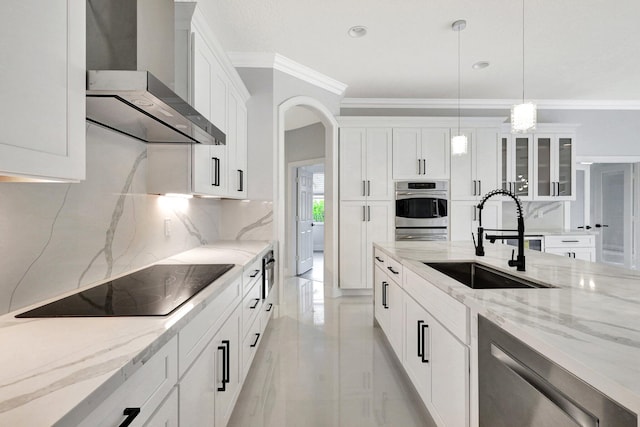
451,19,467,156
511,0,536,133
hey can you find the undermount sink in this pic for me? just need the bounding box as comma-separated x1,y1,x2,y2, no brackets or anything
424,262,555,289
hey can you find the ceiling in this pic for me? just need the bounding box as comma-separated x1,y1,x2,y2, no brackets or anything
196,0,640,102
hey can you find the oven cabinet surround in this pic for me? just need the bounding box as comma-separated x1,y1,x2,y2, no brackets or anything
373,248,470,426
0,242,273,426
373,241,640,427
450,127,501,201
450,200,501,242
500,124,578,202
392,128,450,180
165,3,250,198
338,126,394,289
0,1,85,181
544,234,595,261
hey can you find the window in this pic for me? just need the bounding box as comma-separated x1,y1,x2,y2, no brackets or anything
313,172,324,223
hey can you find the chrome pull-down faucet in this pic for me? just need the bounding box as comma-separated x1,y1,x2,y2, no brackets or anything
475,189,526,271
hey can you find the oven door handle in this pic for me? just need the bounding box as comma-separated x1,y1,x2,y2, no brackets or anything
265,259,276,267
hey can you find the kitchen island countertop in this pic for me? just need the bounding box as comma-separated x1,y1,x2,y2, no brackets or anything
0,240,271,426
374,241,640,415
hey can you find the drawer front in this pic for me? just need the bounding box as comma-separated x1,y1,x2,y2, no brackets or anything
404,269,469,344
385,256,403,286
78,336,178,427
374,249,388,269
544,235,594,248
261,293,275,333
179,276,242,376
243,258,262,296
241,315,263,381
242,280,263,338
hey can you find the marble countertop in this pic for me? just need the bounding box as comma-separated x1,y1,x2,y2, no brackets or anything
374,241,640,415
0,240,272,426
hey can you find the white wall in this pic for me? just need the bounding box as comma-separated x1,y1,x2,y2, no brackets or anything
0,124,222,315
285,122,325,163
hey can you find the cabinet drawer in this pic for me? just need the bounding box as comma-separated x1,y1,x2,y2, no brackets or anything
243,258,262,296
78,336,178,427
242,281,263,338
385,256,403,286
241,315,263,381
261,293,275,333
374,249,388,268
544,235,594,248
404,269,469,344
178,276,241,376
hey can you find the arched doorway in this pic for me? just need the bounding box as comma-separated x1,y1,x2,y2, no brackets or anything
276,96,339,301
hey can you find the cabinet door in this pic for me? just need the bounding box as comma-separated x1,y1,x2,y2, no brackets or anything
214,306,241,427
340,128,366,201
546,247,594,261
374,265,389,329
339,201,366,288
192,145,228,196
403,294,432,404
534,134,553,199
179,334,216,426
450,129,475,200
421,128,450,179
0,1,85,181
235,103,248,198
386,278,404,360
450,201,500,242
503,134,533,200
144,387,178,427
365,128,393,201
392,128,421,180
430,320,469,427
475,128,500,197
555,134,575,200
365,202,393,288
192,29,213,121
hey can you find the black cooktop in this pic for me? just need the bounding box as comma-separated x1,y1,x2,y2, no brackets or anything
15,264,234,318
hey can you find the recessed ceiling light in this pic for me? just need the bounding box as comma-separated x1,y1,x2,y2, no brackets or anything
348,26,367,38
472,61,490,70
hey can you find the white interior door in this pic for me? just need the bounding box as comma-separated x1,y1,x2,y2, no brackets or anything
297,168,314,275
592,163,633,268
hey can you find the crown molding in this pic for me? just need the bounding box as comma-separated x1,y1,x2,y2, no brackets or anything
228,52,348,97
341,98,640,110
337,116,507,128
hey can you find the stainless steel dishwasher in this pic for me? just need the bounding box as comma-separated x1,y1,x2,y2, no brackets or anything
479,316,636,426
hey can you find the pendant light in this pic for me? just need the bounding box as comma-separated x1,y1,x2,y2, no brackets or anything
451,19,467,156
511,0,536,133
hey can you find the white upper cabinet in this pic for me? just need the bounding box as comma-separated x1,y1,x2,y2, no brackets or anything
450,128,500,200
0,1,85,181
339,128,393,201
533,133,576,200
392,128,450,180
501,125,577,201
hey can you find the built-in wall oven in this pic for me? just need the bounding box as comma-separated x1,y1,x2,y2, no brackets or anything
395,181,449,241
262,250,275,300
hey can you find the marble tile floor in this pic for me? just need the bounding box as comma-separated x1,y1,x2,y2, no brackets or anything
298,251,324,283
228,277,437,427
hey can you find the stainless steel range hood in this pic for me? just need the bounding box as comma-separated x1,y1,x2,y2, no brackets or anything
86,0,224,144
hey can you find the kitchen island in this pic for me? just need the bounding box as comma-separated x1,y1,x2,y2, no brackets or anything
374,240,640,426
0,241,272,426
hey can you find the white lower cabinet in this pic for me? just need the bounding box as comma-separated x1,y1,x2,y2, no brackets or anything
78,336,178,427
144,387,178,427
376,250,470,427
180,304,242,427
544,234,595,262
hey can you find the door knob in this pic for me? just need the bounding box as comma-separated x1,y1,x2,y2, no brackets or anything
595,224,609,228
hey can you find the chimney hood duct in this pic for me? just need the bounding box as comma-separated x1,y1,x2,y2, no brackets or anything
86,0,224,145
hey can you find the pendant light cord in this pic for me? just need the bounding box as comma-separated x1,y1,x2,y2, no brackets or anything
458,23,461,135
522,0,525,103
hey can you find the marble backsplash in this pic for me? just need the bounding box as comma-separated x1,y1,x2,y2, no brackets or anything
219,199,274,240
0,125,222,315
502,200,565,231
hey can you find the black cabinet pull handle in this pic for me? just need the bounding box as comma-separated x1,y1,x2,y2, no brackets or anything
367,180,371,196
421,323,430,363
266,303,273,312
387,266,399,275
375,256,384,263
250,333,261,348
119,408,141,427
422,159,426,175
238,169,244,192
250,298,260,309
217,340,230,391
417,320,424,359
211,157,221,186
382,281,388,308
249,269,260,278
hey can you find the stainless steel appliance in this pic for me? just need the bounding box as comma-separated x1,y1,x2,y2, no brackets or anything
16,264,234,317
395,181,448,241
507,235,545,252
479,316,636,426
86,0,224,145
262,250,276,300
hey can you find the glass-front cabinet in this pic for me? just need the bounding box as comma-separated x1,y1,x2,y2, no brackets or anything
534,133,575,200
501,134,534,200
